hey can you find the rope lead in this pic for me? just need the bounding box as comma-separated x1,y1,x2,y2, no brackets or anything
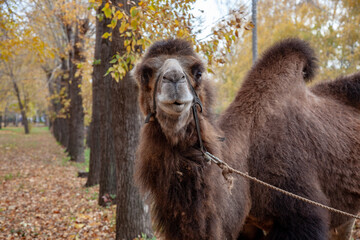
204,152,360,220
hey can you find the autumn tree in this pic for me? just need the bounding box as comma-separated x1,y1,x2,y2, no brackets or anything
0,1,50,134
0,2,29,133
67,18,89,163
216,0,360,111
27,0,72,145
26,0,94,161
94,1,117,204
85,1,111,187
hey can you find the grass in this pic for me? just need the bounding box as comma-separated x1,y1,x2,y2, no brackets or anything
1,126,90,172
60,147,90,172
1,126,49,134
3,172,22,181
0,126,49,149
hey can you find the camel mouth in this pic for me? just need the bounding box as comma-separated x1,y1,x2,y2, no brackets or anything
158,101,191,115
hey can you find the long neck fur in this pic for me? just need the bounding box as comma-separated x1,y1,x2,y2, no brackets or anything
135,113,223,239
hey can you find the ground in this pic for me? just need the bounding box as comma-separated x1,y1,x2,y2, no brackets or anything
0,126,359,239
0,127,116,239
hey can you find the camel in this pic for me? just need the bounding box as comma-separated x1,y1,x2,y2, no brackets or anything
133,38,360,240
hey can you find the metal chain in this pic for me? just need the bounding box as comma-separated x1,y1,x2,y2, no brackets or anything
204,151,360,220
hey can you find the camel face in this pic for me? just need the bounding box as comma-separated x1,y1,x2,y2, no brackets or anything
133,39,205,142
156,58,194,116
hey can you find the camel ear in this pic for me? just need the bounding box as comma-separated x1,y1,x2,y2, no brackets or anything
140,65,153,87
132,63,153,89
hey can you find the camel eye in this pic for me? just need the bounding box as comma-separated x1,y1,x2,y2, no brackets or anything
191,63,204,84
195,71,202,79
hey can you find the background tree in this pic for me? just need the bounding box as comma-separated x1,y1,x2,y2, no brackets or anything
67,18,89,163
85,1,110,188
96,1,117,206
26,0,94,161
0,6,49,134
110,1,153,238
27,0,72,144
216,0,360,111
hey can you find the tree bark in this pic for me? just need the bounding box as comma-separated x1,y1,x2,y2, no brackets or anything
112,0,152,238
47,58,70,148
98,66,117,205
4,107,8,127
12,80,29,134
58,58,70,148
252,0,258,63
92,5,117,205
68,20,88,163
86,5,109,187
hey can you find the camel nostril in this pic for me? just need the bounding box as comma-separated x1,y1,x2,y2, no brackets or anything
174,101,182,105
163,69,185,83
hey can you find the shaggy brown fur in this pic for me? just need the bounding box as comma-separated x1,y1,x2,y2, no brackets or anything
134,38,360,240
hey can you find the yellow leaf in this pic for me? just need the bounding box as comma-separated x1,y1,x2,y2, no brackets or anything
115,10,123,19
244,22,255,30
130,6,138,17
102,32,112,39
119,21,128,33
107,19,118,29
177,29,184,37
74,223,85,229
102,3,112,18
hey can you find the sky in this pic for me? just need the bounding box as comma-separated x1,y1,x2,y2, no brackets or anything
192,0,229,39
192,0,252,40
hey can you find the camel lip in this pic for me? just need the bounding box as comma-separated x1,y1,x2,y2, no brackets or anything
158,101,191,115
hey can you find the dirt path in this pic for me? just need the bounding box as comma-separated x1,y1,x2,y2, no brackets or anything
0,127,115,239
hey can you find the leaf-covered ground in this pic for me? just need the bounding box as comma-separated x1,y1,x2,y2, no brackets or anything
0,127,116,239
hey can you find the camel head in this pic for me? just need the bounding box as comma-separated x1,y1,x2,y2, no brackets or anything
133,39,207,143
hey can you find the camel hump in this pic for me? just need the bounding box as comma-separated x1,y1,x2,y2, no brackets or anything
312,72,360,109
251,38,318,83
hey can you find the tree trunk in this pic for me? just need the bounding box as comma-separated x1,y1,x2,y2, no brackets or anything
86,124,91,148
47,59,70,148
86,5,109,187
4,107,8,127
58,57,70,148
0,113,2,129
12,80,29,134
90,4,118,205
112,0,152,238
252,0,258,63
98,69,117,206
68,21,88,163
